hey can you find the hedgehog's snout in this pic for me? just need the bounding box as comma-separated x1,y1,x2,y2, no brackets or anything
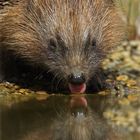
68,73,85,85
68,71,86,94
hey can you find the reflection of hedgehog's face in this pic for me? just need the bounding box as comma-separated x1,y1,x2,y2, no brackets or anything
1,0,124,93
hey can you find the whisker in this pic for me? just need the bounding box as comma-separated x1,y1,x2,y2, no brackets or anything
51,71,60,92
55,76,64,92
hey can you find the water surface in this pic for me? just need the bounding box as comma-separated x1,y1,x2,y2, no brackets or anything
0,94,139,140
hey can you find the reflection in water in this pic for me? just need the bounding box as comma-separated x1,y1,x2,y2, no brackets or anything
0,95,121,140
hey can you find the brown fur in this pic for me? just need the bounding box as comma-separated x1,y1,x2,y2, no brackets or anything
0,0,125,91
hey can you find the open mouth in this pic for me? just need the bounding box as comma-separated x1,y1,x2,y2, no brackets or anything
68,83,86,93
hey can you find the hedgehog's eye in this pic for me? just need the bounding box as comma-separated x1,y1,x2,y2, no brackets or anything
91,39,96,48
49,39,57,51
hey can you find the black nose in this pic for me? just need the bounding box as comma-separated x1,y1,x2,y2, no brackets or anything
68,73,86,85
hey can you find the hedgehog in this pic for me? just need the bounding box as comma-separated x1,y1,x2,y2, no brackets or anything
0,0,125,93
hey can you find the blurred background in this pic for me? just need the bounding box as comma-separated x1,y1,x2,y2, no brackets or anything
118,0,140,40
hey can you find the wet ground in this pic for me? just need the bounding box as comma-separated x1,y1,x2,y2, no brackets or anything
0,41,140,140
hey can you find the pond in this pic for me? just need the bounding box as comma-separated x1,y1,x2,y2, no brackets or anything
0,94,140,140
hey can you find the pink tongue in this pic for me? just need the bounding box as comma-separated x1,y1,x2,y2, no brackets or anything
69,83,86,93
